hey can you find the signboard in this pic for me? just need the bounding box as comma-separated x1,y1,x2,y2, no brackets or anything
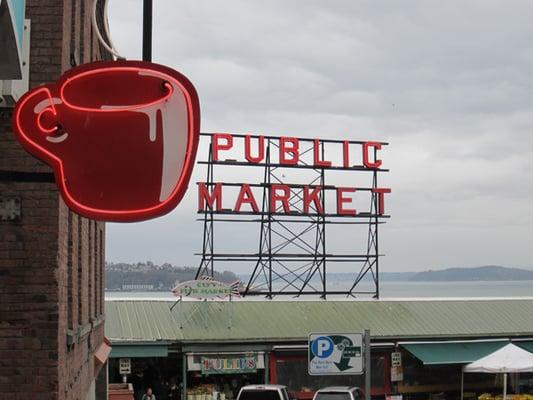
201,356,257,375
0,0,25,79
198,134,390,217
196,133,390,298
12,60,200,222
391,352,403,382
171,277,240,299
309,333,364,375
119,358,131,375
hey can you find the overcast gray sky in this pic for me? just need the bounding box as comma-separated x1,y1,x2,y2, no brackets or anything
106,0,533,272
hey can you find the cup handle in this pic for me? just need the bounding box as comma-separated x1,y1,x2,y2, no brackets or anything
13,86,62,158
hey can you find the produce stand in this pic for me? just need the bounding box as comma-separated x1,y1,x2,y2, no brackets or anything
462,344,533,400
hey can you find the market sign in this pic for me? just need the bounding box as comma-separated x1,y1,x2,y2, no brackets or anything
201,356,257,375
171,277,240,300
196,133,390,298
198,133,390,217
12,60,200,222
309,333,364,375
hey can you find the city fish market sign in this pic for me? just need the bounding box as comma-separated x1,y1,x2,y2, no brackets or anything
172,277,240,299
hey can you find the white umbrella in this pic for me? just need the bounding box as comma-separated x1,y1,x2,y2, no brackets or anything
462,344,533,400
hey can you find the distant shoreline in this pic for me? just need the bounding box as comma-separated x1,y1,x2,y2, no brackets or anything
105,264,533,291
105,279,533,293
240,266,533,283
104,280,533,299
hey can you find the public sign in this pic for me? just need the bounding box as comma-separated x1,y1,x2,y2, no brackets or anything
12,60,200,222
171,276,241,299
309,333,364,375
201,356,257,375
119,358,131,375
196,133,390,298
198,133,390,217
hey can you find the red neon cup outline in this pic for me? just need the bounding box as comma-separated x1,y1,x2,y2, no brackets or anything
59,66,175,113
13,61,200,222
36,105,59,134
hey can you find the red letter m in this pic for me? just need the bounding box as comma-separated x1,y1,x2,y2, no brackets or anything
198,183,222,211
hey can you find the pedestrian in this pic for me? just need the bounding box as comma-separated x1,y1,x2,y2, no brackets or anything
142,387,156,400
168,379,180,400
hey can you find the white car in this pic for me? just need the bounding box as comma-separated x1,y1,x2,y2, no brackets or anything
312,387,364,400
237,385,291,400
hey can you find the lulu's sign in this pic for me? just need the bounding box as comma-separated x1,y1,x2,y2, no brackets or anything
201,356,257,375
12,60,200,222
198,133,390,216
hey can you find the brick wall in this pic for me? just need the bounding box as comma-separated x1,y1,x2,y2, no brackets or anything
0,0,111,398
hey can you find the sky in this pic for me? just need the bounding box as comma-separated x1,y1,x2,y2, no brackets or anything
106,0,533,273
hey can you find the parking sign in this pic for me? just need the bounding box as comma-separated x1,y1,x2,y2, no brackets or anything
309,333,364,375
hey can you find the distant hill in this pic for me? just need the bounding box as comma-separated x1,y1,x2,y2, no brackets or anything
239,266,533,284
409,265,533,282
105,261,239,291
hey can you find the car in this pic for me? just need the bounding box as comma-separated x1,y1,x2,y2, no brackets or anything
312,386,364,400
236,384,291,400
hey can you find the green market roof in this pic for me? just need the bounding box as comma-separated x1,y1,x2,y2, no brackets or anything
105,298,533,345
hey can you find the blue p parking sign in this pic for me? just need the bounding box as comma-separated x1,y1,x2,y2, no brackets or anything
308,333,364,375
311,336,335,358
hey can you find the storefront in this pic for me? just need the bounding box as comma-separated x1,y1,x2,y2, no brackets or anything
396,341,533,400
185,352,266,400
105,299,533,400
107,344,180,400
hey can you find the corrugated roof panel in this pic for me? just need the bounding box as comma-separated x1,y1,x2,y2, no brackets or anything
106,300,183,342
105,299,533,343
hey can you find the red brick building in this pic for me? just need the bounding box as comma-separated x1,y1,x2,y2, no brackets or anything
0,1,112,398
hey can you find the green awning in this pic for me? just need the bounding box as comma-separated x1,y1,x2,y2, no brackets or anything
402,341,507,365
110,344,168,358
516,342,533,353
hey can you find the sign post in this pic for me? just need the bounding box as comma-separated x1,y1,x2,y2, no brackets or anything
365,330,371,400
308,333,364,375
142,0,152,61
119,358,131,383
391,351,403,382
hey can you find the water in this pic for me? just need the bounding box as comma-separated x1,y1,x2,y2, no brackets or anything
105,280,533,300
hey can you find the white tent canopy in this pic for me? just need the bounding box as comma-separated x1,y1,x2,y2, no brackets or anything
461,344,533,400
464,343,533,373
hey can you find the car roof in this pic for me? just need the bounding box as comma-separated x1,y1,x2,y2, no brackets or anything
316,387,361,392
241,385,287,390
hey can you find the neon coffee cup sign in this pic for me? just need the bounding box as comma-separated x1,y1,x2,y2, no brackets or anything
12,61,200,222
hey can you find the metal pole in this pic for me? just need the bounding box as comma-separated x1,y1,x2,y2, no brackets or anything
321,141,327,299
503,373,507,400
365,330,371,400
182,353,187,400
142,0,153,61
461,371,464,400
264,352,270,384
373,149,379,299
